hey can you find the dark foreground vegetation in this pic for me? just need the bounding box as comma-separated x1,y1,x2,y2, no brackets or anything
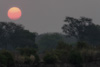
0,17,100,67
0,42,100,67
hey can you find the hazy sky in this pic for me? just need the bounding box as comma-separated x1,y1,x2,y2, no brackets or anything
0,0,100,34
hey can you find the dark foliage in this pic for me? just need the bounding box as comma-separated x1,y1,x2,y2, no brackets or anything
17,47,40,63
0,50,14,67
43,52,58,64
62,17,100,45
0,22,38,49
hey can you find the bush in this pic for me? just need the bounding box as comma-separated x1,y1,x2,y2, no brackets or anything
24,56,31,64
0,54,7,67
0,50,14,67
30,55,35,64
76,42,89,49
43,52,58,64
17,47,40,63
81,50,96,62
15,55,25,64
57,41,72,50
68,50,83,67
15,55,35,64
17,48,36,56
34,54,40,63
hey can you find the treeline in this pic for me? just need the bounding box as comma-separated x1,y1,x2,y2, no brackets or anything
36,17,100,53
0,17,100,67
1,17,100,51
36,33,77,53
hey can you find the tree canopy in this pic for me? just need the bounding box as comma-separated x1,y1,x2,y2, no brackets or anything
62,17,100,45
0,22,37,50
36,33,71,53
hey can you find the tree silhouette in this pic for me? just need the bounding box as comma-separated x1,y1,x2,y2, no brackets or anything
62,17,100,45
0,22,37,49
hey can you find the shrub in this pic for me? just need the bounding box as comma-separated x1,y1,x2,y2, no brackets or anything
15,55,34,64
17,48,36,56
68,50,83,67
15,55,25,64
81,50,96,62
0,50,14,67
57,41,72,50
76,42,89,49
0,54,7,67
34,54,40,63
24,56,31,64
17,47,40,63
43,52,58,64
30,55,35,64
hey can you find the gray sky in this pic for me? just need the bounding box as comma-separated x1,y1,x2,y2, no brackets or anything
0,0,100,34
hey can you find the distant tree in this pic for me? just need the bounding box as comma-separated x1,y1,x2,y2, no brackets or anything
36,33,68,53
10,29,38,49
62,17,100,45
0,22,37,49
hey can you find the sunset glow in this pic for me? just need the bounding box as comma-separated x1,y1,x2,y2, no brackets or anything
8,7,22,20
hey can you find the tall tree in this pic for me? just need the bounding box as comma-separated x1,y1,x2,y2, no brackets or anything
62,17,100,45
0,22,37,49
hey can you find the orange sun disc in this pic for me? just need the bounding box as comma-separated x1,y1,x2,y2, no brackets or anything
8,7,22,20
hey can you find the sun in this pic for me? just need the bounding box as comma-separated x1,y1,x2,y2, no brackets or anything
8,7,22,20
